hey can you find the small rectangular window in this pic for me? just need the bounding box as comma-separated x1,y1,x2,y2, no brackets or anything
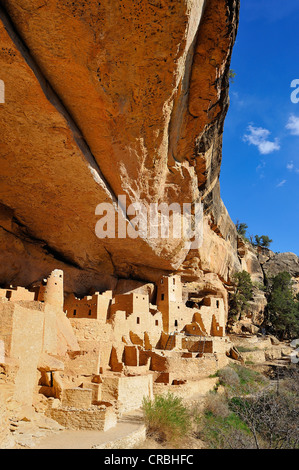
137,317,140,324
6,291,12,300
161,294,164,301
73,309,76,316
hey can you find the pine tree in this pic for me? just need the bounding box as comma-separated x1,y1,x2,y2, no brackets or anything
265,272,299,340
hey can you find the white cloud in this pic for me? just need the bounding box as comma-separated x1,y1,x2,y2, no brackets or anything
258,140,281,154
276,179,287,188
286,115,299,136
243,125,280,155
286,161,299,174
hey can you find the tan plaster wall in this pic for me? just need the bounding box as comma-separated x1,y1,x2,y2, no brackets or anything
65,293,111,321
101,374,153,413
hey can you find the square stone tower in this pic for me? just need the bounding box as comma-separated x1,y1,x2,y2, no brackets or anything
156,275,183,333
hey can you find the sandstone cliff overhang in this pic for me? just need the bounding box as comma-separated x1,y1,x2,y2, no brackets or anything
0,0,240,293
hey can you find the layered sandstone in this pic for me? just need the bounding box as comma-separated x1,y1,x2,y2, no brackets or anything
0,0,240,293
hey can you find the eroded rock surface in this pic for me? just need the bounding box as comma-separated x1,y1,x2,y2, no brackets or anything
262,252,299,280
0,0,240,292
262,251,299,294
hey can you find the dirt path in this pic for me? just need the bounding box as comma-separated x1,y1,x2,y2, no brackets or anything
31,411,145,450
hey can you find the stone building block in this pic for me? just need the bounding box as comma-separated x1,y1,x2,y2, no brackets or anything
101,374,153,413
49,405,117,431
62,388,93,409
80,381,102,403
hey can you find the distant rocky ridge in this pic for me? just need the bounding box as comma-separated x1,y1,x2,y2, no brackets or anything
261,251,299,283
232,240,299,334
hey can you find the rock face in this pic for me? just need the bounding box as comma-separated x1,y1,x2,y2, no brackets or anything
0,0,240,293
261,251,299,294
238,238,265,285
262,252,299,279
229,244,299,333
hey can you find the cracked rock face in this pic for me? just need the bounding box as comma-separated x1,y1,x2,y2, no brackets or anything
262,251,299,294
0,0,240,293
262,252,299,279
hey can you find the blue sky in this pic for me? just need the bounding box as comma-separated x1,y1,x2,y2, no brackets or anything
220,0,299,255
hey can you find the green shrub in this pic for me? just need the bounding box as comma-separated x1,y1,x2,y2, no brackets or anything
218,366,240,388
198,368,298,449
231,364,264,385
230,364,268,394
229,386,299,449
229,271,253,320
142,393,191,444
254,235,273,248
237,346,259,353
265,271,299,340
235,221,248,238
204,392,231,418
199,410,253,449
216,364,267,395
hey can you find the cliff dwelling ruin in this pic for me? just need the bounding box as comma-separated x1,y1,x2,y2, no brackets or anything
0,269,233,432
0,0,297,451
